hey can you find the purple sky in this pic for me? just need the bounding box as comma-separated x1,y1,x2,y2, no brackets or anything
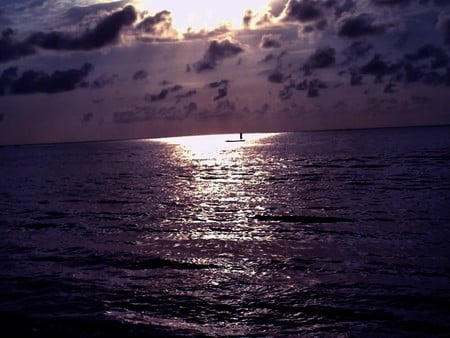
0,0,449,145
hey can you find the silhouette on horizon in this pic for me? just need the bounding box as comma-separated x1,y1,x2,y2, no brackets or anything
226,133,245,143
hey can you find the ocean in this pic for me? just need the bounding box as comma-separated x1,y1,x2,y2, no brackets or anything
0,126,449,337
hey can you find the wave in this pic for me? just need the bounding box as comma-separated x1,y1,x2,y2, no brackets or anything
254,215,353,223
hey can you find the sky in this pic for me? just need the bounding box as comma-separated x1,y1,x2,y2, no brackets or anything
0,0,449,145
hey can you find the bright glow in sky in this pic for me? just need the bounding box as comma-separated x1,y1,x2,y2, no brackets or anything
134,0,270,31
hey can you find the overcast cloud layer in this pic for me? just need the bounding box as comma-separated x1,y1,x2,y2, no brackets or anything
0,0,449,144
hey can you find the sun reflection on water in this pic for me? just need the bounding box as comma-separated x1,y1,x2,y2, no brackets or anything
153,133,279,243
158,133,275,163
136,133,290,328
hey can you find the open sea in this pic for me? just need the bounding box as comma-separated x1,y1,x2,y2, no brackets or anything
0,126,449,337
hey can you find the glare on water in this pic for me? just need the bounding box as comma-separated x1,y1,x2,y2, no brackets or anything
153,133,279,243
1,128,449,336
157,133,276,162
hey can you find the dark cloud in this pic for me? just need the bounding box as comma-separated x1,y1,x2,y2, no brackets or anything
315,19,328,30
367,97,398,107
82,112,94,122
256,13,275,26
194,60,214,72
0,66,19,95
16,0,46,12
268,71,285,83
183,26,229,40
406,44,449,69
243,10,253,28
214,87,228,101
334,0,356,17
371,0,411,5
303,19,327,33
136,10,174,36
114,110,142,124
157,106,186,121
334,100,348,110
260,53,277,63
422,71,442,86
357,51,450,88
216,99,236,114
295,79,308,90
307,80,319,97
28,5,137,51
260,50,288,65
208,79,229,88
145,89,169,102
184,102,198,115
342,40,373,62
143,85,181,102
282,0,323,22
383,82,396,93
303,25,315,33
256,103,271,114
279,81,294,100
197,99,238,120
175,89,197,101
360,54,399,81
170,84,183,92
260,34,282,49
133,70,148,80
403,63,425,83
206,79,229,101
350,69,363,85
92,98,105,104
431,0,450,6
305,46,336,68
0,63,93,95
118,105,192,123
442,68,450,86
0,29,36,63
194,39,244,73
90,73,118,89
64,1,128,22
338,14,385,38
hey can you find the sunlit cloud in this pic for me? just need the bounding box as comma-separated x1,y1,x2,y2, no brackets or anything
133,0,271,32
1,0,450,145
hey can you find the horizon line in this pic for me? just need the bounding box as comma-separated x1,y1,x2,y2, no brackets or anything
1,123,449,148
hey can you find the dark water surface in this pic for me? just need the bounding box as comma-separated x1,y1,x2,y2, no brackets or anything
0,126,449,337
